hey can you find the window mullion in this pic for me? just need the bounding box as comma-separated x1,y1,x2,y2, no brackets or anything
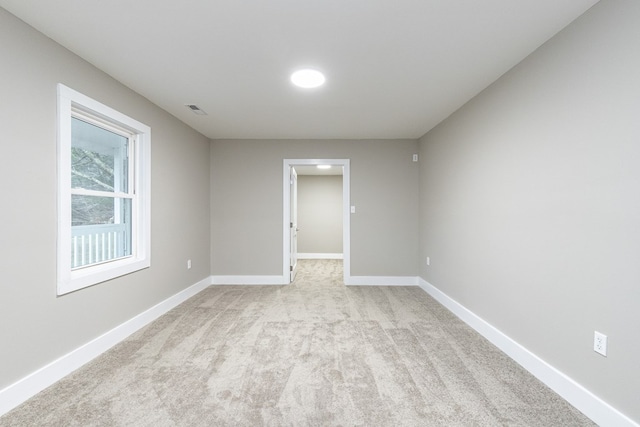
71,188,133,199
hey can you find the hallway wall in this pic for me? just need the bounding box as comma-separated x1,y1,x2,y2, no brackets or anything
297,175,343,255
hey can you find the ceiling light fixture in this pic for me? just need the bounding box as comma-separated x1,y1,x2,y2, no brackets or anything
291,69,326,88
317,165,332,169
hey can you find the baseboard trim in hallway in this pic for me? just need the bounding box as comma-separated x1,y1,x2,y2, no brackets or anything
209,274,419,286
0,276,212,417
418,277,638,427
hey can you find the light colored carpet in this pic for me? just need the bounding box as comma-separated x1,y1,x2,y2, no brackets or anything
0,260,593,426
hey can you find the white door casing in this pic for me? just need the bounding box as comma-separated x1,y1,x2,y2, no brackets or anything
283,159,350,285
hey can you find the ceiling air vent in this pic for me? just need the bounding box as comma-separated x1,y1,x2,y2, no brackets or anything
185,104,207,115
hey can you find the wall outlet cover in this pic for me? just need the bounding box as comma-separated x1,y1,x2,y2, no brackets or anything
594,331,607,356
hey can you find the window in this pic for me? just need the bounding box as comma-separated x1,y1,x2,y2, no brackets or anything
57,84,150,295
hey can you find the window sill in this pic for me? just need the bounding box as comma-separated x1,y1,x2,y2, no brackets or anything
58,257,150,295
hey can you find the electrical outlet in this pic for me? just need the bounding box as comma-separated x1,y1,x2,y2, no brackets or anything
187,259,192,270
426,256,430,266
594,331,607,356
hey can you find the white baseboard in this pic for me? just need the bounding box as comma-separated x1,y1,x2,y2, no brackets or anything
210,275,286,285
210,274,418,287
297,253,344,260
418,278,638,427
0,276,211,417
346,276,418,286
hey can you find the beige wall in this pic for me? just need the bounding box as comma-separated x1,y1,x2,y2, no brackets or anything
0,9,211,390
6,0,637,421
297,175,343,254
418,0,640,421
210,139,419,277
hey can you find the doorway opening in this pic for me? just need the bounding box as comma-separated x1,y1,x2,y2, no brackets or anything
283,159,350,284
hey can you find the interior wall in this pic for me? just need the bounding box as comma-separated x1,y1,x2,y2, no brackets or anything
297,175,343,255
418,0,640,421
0,9,211,390
210,139,419,277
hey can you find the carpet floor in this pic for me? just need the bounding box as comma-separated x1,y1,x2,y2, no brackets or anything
0,260,594,426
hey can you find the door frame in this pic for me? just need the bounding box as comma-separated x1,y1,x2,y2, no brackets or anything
282,159,350,284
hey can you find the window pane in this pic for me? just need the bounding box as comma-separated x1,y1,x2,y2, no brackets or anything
71,117,129,193
71,195,132,269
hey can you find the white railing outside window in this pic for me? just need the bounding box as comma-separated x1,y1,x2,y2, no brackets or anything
71,224,130,269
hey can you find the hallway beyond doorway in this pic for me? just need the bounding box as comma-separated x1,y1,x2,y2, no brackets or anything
292,259,344,287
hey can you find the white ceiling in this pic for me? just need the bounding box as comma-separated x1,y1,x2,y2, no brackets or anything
0,0,598,140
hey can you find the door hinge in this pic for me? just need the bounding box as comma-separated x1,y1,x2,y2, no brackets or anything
290,266,293,271
290,222,293,228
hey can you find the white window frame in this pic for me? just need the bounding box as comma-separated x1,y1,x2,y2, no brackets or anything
57,84,151,295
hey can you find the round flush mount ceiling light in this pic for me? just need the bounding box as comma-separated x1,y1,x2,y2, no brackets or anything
290,69,326,88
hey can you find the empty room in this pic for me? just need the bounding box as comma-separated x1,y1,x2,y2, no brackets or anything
0,0,638,425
